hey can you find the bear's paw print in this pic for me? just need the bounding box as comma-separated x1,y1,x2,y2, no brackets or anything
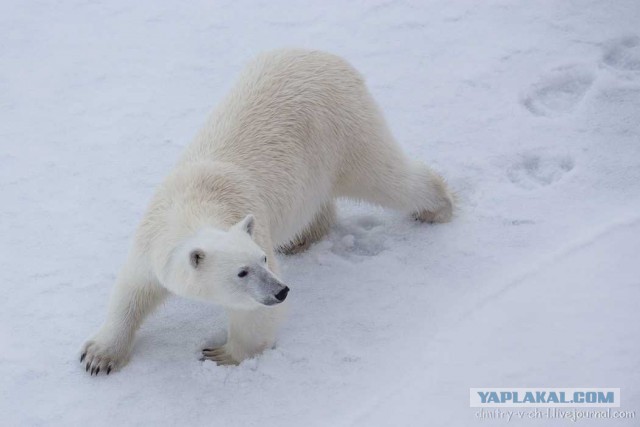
330,215,387,259
507,154,574,190
603,35,640,72
522,65,595,116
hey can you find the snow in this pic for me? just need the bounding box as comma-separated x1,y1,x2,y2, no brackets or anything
1,1,639,425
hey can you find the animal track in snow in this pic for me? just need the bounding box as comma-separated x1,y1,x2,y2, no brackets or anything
522,65,595,116
603,35,640,72
508,154,574,190
328,215,387,259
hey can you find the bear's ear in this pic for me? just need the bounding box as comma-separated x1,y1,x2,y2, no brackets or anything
189,249,206,269
235,214,255,237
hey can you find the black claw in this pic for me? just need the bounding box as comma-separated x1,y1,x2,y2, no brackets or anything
80,352,86,363
95,367,100,375
91,367,95,375
107,366,111,375
86,362,90,372
202,348,212,352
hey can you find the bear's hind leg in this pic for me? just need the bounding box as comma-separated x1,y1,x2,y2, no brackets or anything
339,137,453,223
407,162,454,223
278,202,335,255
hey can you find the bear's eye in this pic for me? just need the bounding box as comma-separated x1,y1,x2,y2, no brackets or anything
238,269,248,278
263,256,267,263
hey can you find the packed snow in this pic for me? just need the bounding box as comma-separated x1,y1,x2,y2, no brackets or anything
1,1,639,426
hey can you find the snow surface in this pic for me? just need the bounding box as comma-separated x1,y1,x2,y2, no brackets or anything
1,1,640,426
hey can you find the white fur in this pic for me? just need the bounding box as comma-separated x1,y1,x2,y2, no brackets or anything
81,49,453,374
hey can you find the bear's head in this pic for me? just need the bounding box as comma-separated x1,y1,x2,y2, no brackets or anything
171,214,289,309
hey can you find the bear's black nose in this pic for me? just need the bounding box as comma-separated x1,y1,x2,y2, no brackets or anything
274,286,289,302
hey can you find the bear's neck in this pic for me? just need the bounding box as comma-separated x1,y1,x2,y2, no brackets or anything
145,160,263,277
170,160,259,230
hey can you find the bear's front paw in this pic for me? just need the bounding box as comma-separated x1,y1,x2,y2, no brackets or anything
80,338,129,376
200,346,240,366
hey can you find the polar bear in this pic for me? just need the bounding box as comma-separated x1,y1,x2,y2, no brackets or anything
80,49,453,375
